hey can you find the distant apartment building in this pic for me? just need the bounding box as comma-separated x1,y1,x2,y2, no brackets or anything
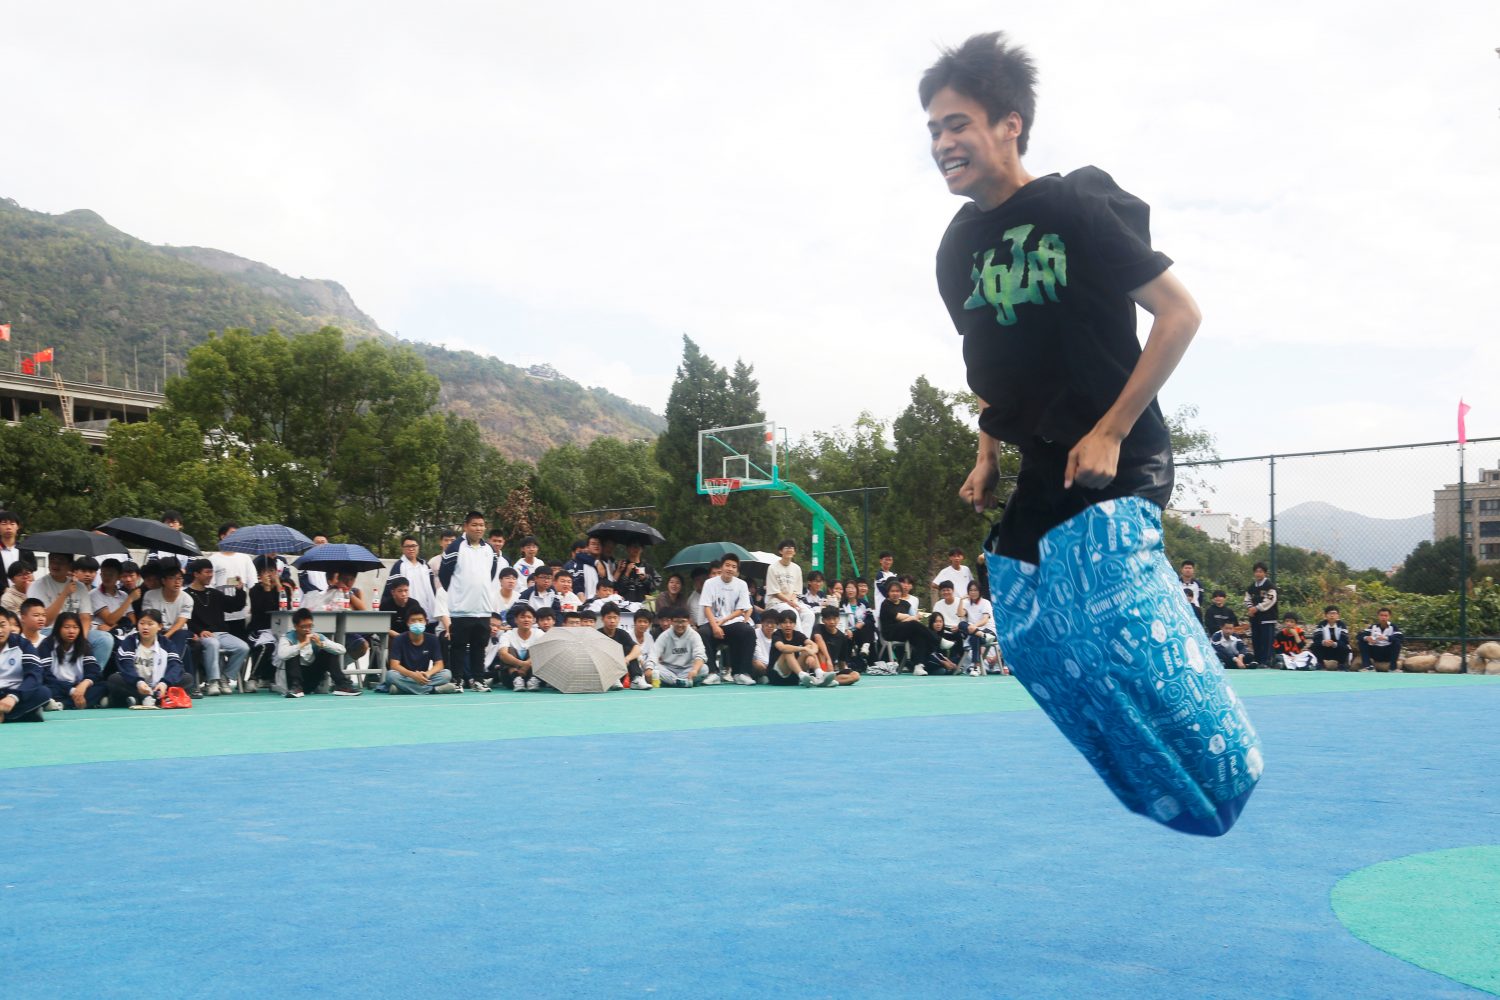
1434,464,1500,562
1167,507,1267,556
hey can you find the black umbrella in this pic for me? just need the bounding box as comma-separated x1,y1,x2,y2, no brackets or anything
587,519,666,547
18,529,129,557
95,517,202,557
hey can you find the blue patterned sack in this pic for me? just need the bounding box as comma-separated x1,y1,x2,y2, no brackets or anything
985,496,1262,836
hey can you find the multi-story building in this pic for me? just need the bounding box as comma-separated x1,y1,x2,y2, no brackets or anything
1434,464,1500,563
1167,508,1267,556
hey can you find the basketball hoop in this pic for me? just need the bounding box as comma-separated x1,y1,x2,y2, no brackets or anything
705,478,739,506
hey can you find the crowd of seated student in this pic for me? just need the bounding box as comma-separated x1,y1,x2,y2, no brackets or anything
0,506,1014,723
1201,593,1402,673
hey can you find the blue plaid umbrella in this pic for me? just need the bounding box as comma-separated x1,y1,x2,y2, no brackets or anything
293,543,384,573
218,524,316,556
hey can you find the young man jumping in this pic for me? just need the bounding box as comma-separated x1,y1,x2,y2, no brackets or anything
923,32,1261,835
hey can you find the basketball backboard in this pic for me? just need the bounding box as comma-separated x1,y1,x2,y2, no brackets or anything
697,421,780,493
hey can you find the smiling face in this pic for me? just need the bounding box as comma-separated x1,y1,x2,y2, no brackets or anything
926,86,1024,211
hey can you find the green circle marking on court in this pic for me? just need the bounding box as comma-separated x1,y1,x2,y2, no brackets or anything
1332,846,1500,996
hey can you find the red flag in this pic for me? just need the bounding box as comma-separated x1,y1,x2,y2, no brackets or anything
0,323,10,342
21,357,35,375
33,348,54,364
1459,398,1471,445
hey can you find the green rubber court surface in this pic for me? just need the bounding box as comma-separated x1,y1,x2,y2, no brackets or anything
4,671,1498,999
3,668,1490,770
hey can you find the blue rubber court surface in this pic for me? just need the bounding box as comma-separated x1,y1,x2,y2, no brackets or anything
3,673,1498,998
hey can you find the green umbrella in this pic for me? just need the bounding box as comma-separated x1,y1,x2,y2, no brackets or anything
663,541,756,574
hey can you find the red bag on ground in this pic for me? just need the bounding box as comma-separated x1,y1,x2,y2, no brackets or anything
160,686,193,710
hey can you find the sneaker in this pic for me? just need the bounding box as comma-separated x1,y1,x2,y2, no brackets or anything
820,671,841,687
332,686,362,697
98,697,110,709
242,679,259,693
44,699,63,711
701,673,721,686
798,671,815,687
285,688,305,699
967,667,982,677
514,677,526,692
470,680,490,692
609,680,624,690
219,679,235,695
732,673,755,685
912,665,928,676
527,676,542,692
129,696,158,710
203,682,220,696
756,676,768,684
434,682,460,694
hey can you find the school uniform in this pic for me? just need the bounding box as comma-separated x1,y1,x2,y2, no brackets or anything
1309,622,1351,669
1245,579,1279,667
0,633,50,721
1359,621,1403,670
106,634,185,706
276,630,352,694
598,626,644,684
1210,630,1248,668
37,635,105,707
1181,578,1204,622
437,537,501,687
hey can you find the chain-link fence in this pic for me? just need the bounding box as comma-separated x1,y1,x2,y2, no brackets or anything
1169,436,1500,671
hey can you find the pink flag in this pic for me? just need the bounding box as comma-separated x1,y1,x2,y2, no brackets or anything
1458,398,1471,445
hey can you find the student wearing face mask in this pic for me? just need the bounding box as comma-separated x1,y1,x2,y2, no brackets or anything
380,608,458,694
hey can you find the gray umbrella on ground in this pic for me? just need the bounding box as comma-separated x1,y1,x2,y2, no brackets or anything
528,628,628,694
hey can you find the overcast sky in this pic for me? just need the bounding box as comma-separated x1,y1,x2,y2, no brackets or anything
8,1,1498,518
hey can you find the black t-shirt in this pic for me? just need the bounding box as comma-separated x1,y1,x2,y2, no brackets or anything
385,598,421,635
600,627,638,658
1204,604,1239,636
774,630,809,654
936,167,1175,562
811,623,848,663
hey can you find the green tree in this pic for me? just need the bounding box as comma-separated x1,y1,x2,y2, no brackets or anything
879,377,984,581
163,326,461,545
0,414,105,532
1392,537,1465,596
100,413,277,542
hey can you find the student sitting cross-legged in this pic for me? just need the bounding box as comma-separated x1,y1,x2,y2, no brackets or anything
771,609,839,687
652,608,712,687
381,608,456,694
106,610,186,709
0,607,50,722
917,612,966,676
39,611,105,709
809,606,861,686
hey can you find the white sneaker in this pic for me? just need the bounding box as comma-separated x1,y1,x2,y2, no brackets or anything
732,674,755,686
526,677,542,691
913,665,928,676
203,682,220,696
44,699,63,711
433,682,460,694
514,677,526,692
798,671,814,687
820,671,841,687
609,680,623,690
701,673,721,686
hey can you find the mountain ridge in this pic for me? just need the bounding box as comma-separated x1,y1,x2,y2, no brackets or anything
0,196,664,461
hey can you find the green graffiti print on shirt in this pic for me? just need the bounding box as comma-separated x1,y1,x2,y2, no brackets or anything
964,224,1068,326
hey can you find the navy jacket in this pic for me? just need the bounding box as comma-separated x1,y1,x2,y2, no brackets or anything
37,634,102,687
115,633,185,688
0,634,44,696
